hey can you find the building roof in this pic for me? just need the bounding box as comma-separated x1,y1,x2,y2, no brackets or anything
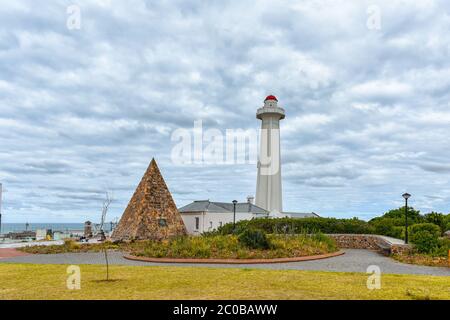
179,200,269,215
284,212,320,218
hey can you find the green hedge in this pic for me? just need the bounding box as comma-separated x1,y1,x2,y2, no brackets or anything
216,217,375,235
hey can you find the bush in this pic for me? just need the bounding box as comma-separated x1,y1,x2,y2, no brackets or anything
431,238,450,256
411,230,439,254
409,224,441,254
216,217,375,236
392,226,405,239
238,229,271,249
445,222,450,233
311,232,337,252
423,212,446,233
370,218,404,238
409,223,441,239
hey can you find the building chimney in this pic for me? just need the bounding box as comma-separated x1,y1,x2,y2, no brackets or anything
247,196,254,204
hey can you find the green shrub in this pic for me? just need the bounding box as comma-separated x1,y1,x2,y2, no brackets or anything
409,223,441,239
445,222,450,233
217,217,375,236
431,238,450,256
423,212,446,233
411,230,439,254
370,218,404,238
392,226,405,239
238,229,270,249
408,223,442,254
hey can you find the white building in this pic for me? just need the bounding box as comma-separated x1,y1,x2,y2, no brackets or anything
179,198,268,235
178,199,318,235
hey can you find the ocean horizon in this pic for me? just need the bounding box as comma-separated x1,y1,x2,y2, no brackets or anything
0,223,114,234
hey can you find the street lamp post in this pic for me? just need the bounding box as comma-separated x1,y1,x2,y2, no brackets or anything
402,193,411,244
232,200,238,233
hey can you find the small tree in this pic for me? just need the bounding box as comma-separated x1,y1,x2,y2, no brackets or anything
99,191,113,281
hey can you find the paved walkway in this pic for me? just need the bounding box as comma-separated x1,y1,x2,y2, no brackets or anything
1,249,448,276
0,248,30,259
378,235,406,245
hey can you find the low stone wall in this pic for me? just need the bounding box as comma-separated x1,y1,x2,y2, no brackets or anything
327,234,412,255
391,244,412,255
328,234,386,250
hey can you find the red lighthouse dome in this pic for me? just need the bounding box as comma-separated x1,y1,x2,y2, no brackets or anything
264,95,278,102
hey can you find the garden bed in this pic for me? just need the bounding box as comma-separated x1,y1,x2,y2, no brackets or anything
392,253,449,268
19,233,338,260
121,234,337,259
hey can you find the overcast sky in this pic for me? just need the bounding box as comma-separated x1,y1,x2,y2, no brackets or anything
1,0,450,223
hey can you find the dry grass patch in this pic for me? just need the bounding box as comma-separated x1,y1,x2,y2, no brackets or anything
392,253,449,268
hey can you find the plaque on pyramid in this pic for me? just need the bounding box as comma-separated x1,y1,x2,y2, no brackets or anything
112,158,187,241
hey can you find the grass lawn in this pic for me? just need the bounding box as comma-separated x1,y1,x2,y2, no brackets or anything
0,263,449,300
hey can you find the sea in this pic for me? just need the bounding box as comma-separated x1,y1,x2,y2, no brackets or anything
0,223,115,234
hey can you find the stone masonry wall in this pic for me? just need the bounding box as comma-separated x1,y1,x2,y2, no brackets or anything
391,244,413,255
328,234,386,250
327,234,412,255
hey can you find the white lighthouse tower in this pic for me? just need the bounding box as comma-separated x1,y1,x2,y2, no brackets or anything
255,95,285,215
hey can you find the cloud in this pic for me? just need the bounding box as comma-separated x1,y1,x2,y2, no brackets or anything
1,0,450,222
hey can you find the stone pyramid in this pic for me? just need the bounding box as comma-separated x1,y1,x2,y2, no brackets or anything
112,158,187,241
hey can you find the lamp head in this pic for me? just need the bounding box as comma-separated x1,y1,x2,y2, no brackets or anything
402,193,411,200
232,200,238,205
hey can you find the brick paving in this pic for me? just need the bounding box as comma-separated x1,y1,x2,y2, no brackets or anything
0,248,30,259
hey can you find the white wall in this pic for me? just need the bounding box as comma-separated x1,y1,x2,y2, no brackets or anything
180,212,256,235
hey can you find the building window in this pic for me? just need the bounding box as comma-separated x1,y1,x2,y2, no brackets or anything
195,217,200,230
219,222,223,227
